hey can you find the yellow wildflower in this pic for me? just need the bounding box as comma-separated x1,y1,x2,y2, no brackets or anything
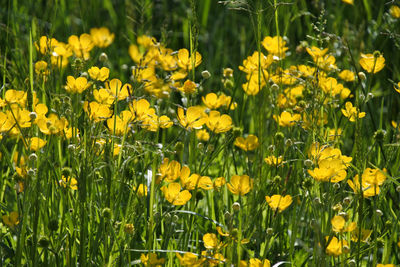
206,111,233,133
65,76,91,94
88,66,110,81
90,27,114,48
342,102,365,122
261,36,288,58
265,195,293,212
227,175,253,196
359,53,385,73
234,135,259,151
59,175,78,190
68,33,94,60
177,106,207,130
325,236,349,256
2,211,19,228
390,5,400,18
161,182,192,205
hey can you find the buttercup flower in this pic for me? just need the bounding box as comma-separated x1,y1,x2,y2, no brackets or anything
90,27,115,48
177,106,207,130
176,252,205,266
88,66,110,81
206,111,233,133
265,195,293,212
65,76,91,94
227,175,253,196
359,53,385,73
341,102,365,122
2,211,19,228
325,236,349,256
161,182,192,205
234,135,259,151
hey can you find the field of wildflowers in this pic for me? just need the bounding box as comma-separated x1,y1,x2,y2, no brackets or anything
1,0,400,266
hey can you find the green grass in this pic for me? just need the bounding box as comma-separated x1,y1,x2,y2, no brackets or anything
1,0,400,266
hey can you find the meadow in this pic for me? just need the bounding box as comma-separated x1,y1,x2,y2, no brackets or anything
1,0,400,266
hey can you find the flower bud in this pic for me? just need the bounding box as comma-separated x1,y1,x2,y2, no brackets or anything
271,83,279,90
232,202,241,212
201,70,211,79
375,209,383,217
102,208,111,219
29,153,38,162
124,223,134,234
358,72,366,81
275,132,284,140
99,52,108,62
266,228,274,235
304,159,313,168
29,112,37,121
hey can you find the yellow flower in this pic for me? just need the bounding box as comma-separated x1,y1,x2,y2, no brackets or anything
339,70,355,82
341,102,366,122
68,33,94,60
140,253,165,267
105,78,131,100
2,211,19,228
178,80,197,94
394,82,400,94
348,174,380,198
342,0,353,5
158,158,181,183
239,51,273,74
177,48,202,70
376,264,395,267
273,111,301,127
107,110,135,135
35,61,49,77
359,53,385,73
390,5,400,18
133,184,148,197
59,175,78,190
265,195,293,212
83,101,112,122
176,252,205,267
35,36,58,54
161,182,192,205
240,258,271,267
36,113,66,135
206,111,233,133
261,36,288,58
234,135,259,151
213,177,226,189
5,89,27,107
227,175,253,196
331,215,356,233
325,236,349,256
242,76,266,96
65,76,91,94
177,106,207,130
28,137,47,151
90,27,115,48
201,251,225,266
88,66,109,81
306,46,329,60
308,158,347,183
179,166,213,190
362,168,387,186
351,227,372,242
202,93,223,109
264,155,283,166
93,89,114,106
203,233,223,250
196,129,210,142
